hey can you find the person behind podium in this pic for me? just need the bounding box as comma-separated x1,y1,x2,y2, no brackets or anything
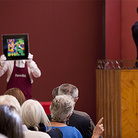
132,7,138,67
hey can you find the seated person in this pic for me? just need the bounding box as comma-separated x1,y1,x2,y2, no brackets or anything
48,83,103,138
50,95,83,138
0,95,50,138
50,95,104,138
4,87,26,105
21,99,63,138
0,95,21,114
0,105,23,138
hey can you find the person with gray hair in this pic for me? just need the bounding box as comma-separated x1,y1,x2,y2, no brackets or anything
50,95,83,138
21,99,63,138
58,83,79,100
50,94,104,138
50,83,103,138
52,86,59,99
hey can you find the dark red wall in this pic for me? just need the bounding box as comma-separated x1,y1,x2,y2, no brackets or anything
121,1,138,59
0,0,103,123
105,0,138,60
105,0,121,59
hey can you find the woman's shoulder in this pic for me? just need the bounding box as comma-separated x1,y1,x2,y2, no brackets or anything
24,130,51,138
47,128,63,138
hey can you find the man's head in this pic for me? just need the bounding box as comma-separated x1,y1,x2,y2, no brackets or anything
52,86,59,98
58,83,79,102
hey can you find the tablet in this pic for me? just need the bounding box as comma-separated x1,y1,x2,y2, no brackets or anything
2,34,29,60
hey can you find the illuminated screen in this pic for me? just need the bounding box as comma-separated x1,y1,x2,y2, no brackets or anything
2,34,29,60
7,39,25,57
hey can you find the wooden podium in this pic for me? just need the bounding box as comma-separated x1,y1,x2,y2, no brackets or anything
96,69,138,138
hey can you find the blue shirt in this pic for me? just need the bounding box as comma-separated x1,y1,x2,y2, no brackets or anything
51,126,83,138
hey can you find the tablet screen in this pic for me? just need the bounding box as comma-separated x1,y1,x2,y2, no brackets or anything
2,34,29,60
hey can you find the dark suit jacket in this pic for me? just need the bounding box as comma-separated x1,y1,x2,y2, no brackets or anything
47,110,103,138
132,21,138,59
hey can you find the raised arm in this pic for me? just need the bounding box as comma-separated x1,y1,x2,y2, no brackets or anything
27,53,41,78
91,117,104,138
0,54,8,77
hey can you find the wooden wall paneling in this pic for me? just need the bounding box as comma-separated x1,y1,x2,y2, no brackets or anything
96,69,122,138
96,70,100,119
112,70,116,138
115,70,122,138
96,69,104,137
96,69,138,138
121,70,138,138
103,70,107,137
96,70,102,119
137,83,138,135
106,70,111,137
110,70,114,138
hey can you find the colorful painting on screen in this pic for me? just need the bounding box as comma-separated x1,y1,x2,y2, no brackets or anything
7,39,25,57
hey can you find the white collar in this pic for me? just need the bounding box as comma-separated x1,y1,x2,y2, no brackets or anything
15,60,26,68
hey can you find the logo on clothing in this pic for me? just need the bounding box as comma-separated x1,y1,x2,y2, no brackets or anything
15,74,26,78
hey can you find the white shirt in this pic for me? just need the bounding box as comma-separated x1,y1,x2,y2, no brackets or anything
22,125,51,138
0,59,41,83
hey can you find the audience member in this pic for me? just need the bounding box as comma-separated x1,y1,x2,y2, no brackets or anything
49,83,103,138
92,118,104,138
0,53,41,99
4,87,26,105
50,95,104,138
50,95,83,138
0,95,51,138
22,125,51,138
0,105,23,138
52,86,59,98
21,99,63,138
0,95,21,114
